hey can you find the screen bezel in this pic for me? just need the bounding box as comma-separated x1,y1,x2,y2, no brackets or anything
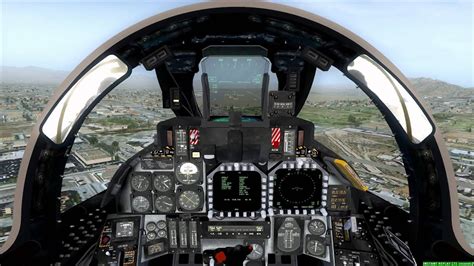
111,216,141,242
115,221,135,238
212,171,263,212
273,169,323,210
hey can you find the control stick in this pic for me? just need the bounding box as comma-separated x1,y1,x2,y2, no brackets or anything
203,245,253,266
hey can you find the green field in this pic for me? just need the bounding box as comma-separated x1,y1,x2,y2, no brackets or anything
299,98,473,145
299,100,386,130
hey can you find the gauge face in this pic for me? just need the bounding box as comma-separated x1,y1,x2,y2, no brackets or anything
155,195,175,213
178,190,201,211
147,231,157,241
131,196,151,212
306,239,326,257
157,230,167,238
308,219,326,236
247,244,264,260
153,174,174,192
157,220,167,230
146,222,157,232
130,175,150,192
176,162,200,185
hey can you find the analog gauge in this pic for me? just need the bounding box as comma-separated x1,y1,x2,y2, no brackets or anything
147,231,157,241
146,222,157,232
157,230,167,238
306,239,326,257
308,219,326,236
130,175,150,192
155,195,175,213
153,174,174,192
178,190,201,211
131,196,151,213
157,220,167,230
176,162,200,185
247,243,264,260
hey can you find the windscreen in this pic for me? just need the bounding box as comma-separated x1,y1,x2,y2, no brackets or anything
201,55,269,117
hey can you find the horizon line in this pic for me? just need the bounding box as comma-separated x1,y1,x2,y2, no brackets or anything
1,65,472,89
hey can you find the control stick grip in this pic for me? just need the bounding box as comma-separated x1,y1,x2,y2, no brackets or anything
203,245,253,266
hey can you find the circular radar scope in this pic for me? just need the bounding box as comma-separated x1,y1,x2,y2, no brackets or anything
176,162,200,185
275,169,322,209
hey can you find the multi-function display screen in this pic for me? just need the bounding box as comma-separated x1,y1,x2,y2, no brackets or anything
115,221,135,238
213,171,261,211
274,169,322,209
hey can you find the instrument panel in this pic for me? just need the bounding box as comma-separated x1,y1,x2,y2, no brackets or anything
127,159,205,215
126,158,330,219
96,117,379,265
90,46,413,266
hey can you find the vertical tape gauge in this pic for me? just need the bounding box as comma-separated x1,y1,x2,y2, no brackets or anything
283,130,296,156
175,128,188,156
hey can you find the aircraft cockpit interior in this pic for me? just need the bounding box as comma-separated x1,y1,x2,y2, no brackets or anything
0,2,472,266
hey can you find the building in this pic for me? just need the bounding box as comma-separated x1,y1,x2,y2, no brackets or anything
72,147,112,167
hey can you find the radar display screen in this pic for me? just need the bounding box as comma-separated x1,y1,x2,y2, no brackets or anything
201,55,269,117
213,171,262,211
115,221,135,238
274,169,322,209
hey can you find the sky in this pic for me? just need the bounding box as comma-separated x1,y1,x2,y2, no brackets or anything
1,0,473,87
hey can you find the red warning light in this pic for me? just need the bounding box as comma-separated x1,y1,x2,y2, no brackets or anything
271,127,281,149
189,128,200,145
